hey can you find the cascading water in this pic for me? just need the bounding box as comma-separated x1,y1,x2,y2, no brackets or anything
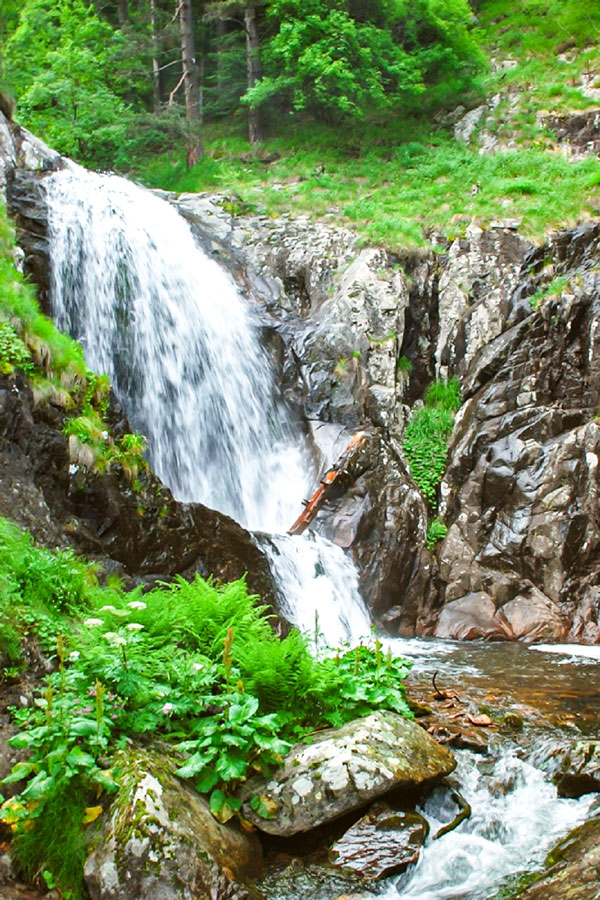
44,165,598,900
45,165,370,643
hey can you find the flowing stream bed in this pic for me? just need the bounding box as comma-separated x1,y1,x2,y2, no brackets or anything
44,166,600,900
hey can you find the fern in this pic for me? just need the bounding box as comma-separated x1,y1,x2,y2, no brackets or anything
234,629,315,713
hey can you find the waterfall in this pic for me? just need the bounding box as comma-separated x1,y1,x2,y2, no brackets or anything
45,165,370,643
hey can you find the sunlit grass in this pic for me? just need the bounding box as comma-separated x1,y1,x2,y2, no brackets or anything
136,0,600,251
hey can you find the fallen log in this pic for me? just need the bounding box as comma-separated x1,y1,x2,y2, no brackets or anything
288,430,367,536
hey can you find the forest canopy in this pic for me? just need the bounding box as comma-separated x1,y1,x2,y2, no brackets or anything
0,0,484,168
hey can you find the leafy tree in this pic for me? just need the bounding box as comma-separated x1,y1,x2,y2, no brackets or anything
4,0,131,165
244,0,484,124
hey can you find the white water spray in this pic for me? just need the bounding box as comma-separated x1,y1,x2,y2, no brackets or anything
384,750,593,900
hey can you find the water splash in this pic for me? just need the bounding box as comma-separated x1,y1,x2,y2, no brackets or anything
261,532,371,647
382,750,593,900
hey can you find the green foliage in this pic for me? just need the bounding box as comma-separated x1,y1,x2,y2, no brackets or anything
3,0,130,167
529,275,572,310
0,319,33,374
245,0,484,123
403,377,461,508
426,517,448,551
175,693,290,822
0,518,93,616
10,778,90,900
424,377,462,412
311,641,413,727
3,643,118,900
1,518,413,854
234,628,315,714
0,200,87,385
62,403,148,480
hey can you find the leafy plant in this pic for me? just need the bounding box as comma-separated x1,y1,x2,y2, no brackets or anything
311,641,413,728
426,517,448,550
175,693,290,822
1,639,119,899
0,319,33,374
404,377,461,508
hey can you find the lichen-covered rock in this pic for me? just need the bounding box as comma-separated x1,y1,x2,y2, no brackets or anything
84,748,262,900
329,802,428,880
241,711,455,836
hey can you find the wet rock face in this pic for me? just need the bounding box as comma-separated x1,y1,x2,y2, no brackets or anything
434,225,600,642
535,741,600,798
329,802,428,880
240,710,455,836
84,748,261,900
313,430,432,634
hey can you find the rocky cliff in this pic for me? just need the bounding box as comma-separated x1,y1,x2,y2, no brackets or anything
1,109,599,644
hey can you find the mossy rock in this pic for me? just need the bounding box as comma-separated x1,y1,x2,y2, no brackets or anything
84,747,262,900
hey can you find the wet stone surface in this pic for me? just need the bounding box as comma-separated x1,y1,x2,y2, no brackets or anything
329,802,428,880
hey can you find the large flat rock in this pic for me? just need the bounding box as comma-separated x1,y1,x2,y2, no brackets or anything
241,710,455,836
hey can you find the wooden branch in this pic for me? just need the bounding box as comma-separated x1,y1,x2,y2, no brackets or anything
168,71,186,105
433,790,472,840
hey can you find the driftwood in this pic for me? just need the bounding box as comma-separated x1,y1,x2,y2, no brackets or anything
288,431,367,536
433,789,472,839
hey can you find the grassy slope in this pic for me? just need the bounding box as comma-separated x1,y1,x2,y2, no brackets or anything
138,0,600,250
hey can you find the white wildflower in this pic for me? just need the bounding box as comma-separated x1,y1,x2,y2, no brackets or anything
103,632,127,646
126,622,144,632
84,617,103,628
127,600,147,610
68,464,79,475
102,431,109,440
191,663,203,672
68,651,80,661
161,702,174,716
99,605,118,613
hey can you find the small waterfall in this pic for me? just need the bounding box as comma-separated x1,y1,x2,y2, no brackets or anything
45,166,369,642
262,533,371,646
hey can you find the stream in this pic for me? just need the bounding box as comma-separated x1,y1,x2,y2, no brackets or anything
44,166,600,900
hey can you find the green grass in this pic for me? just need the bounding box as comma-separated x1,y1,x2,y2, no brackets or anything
404,378,462,508
135,0,600,250
0,201,87,386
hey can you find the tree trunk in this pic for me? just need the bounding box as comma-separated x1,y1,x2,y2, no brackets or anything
150,0,162,113
178,0,203,165
117,0,128,27
245,0,264,144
